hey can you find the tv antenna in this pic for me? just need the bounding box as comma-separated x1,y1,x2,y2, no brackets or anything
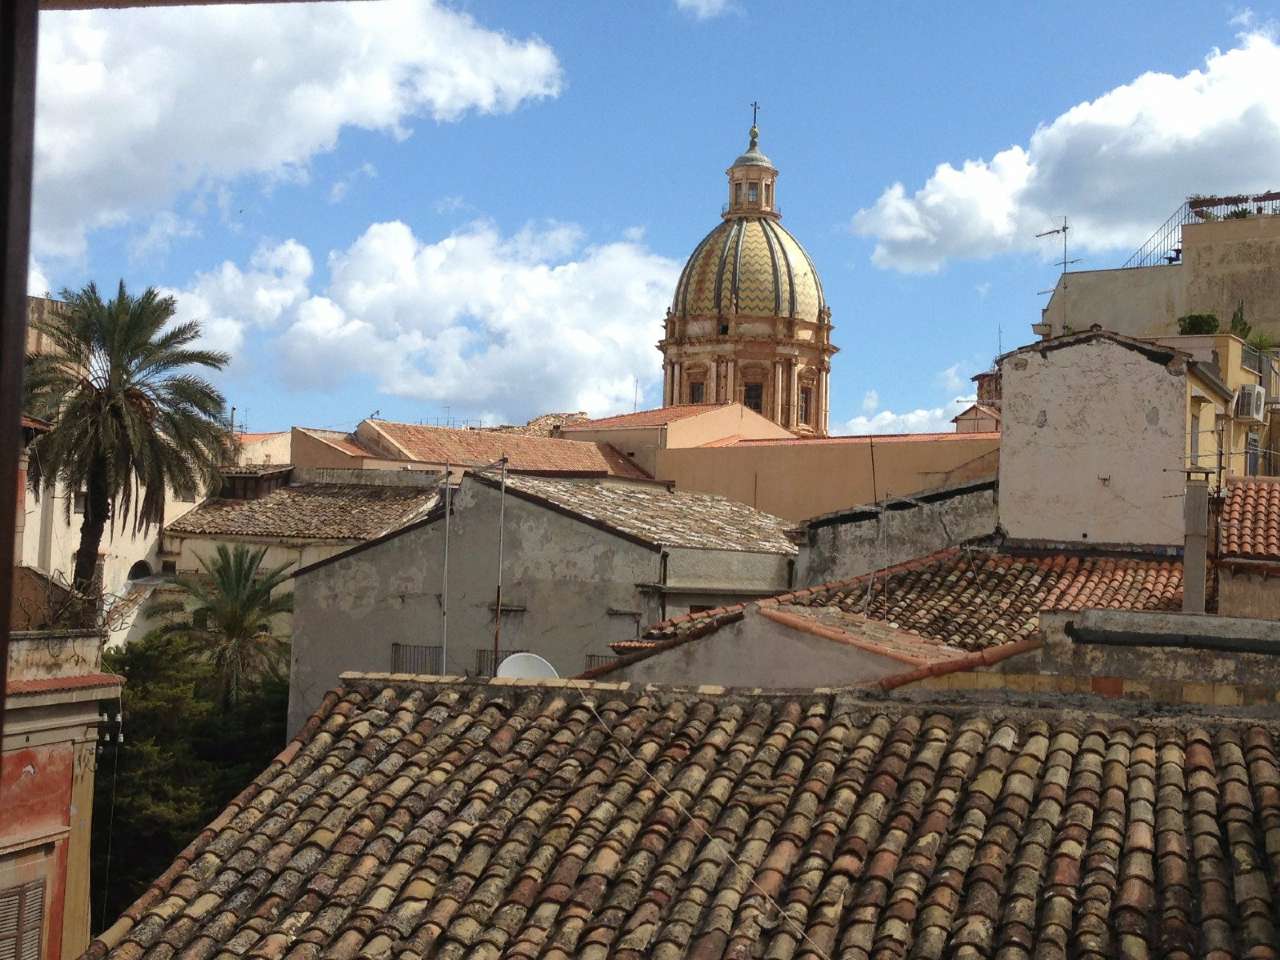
1036,216,1082,331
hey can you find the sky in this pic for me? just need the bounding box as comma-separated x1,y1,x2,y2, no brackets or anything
28,0,1280,435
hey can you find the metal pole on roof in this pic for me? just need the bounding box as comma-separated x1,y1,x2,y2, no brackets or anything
441,462,450,674
492,458,508,674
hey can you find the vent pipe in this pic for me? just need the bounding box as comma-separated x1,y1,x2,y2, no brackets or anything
1183,476,1209,614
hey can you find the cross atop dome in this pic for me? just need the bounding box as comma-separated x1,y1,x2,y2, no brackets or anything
726,110,777,218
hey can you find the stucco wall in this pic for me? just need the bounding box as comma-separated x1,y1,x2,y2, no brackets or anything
236,432,291,466
1038,215,1280,341
288,480,665,734
664,545,792,591
606,613,907,687
1217,567,1280,620
655,434,999,522
799,481,997,585
998,339,1185,545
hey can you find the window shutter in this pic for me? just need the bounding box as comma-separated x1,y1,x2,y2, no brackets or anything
0,880,44,960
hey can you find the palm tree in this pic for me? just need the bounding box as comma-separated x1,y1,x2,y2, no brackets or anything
145,544,294,706
25,280,230,597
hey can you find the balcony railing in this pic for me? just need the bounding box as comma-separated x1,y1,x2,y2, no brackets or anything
1123,192,1280,269
391,642,443,676
475,648,528,677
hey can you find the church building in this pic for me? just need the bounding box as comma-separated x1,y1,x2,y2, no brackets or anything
660,118,837,436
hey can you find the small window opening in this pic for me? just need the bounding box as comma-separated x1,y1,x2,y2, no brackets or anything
744,383,764,413
734,182,743,204
765,182,772,207
799,386,813,425
747,182,759,202
689,382,705,404
127,560,152,581
718,323,729,336
161,559,176,575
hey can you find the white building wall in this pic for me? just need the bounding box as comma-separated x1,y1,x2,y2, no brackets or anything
998,338,1186,546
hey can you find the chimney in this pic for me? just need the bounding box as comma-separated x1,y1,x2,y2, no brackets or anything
1183,476,1209,614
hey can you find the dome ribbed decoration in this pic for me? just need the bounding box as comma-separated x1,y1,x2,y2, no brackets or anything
672,217,826,323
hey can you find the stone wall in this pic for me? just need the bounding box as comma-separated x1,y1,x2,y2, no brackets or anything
1216,566,1280,620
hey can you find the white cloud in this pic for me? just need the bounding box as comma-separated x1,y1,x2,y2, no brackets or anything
937,363,968,395
128,211,199,261
975,281,991,299
164,239,313,356
861,389,880,413
328,162,378,205
675,0,733,19
843,395,975,435
33,0,562,258
168,220,680,420
853,31,1280,272
27,260,51,297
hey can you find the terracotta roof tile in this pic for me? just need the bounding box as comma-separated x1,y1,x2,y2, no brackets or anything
558,403,730,430
7,671,123,695
1221,476,1280,561
492,474,797,553
84,677,1280,960
620,547,1182,656
166,483,438,541
368,419,649,478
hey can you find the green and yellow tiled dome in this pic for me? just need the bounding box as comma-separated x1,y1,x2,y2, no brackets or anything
672,217,826,323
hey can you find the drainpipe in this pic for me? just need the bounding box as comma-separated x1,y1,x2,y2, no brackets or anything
1183,476,1208,614
659,551,669,622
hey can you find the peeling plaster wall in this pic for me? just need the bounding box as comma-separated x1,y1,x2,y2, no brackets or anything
663,546,791,591
607,613,906,687
288,480,663,734
998,339,1185,545
799,482,997,585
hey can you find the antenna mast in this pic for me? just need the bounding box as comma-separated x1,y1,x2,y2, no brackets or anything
1036,217,1082,332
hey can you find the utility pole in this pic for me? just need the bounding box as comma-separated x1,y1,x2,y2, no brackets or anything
491,457,508,674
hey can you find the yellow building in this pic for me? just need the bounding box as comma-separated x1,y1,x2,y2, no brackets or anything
1037,193,1280,341
1157,333,1279,484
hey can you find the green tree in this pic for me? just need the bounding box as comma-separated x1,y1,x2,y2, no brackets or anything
145,544,294,706
91,634,287,927
25,281,229,597
1230,301,1252,340
1177,313,1219,335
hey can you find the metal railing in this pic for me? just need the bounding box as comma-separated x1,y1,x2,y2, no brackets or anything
475,648,528,677
391,643,444,675
584,654,619,672
1123,192,1280,269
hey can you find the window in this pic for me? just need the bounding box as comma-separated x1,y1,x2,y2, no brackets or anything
1248,433,1261,475
127,560,152,581
161,560,176,576
734,182,742,204
747,182,759,202
72,490,86,514
689,382,705,404
799,386,813,425
765,182,772,207
744,382,764,413
1189,409,1200,467
0,879,45,960
718,323,729,336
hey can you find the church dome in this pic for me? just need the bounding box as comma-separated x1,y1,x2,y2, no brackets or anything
671,216,826,323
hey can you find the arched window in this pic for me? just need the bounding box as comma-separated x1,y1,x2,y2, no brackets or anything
127,560,152,580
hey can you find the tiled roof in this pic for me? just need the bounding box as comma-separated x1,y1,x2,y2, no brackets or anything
488,473,798,553
20,413,51,432
7,672,123,696
236,431,287,444
729,431,1001,446
295,428,378,459
165,483,438,541
558,403,729,430
951,402,1001,423
1221,476,1280,561
367,419,649,478
85,675,1280,960
618,548,1182,656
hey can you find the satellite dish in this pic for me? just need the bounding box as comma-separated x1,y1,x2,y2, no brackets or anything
496,652,559,680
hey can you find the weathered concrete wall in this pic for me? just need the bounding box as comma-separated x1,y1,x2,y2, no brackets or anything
289,480,664,734
664,545,792,591
656,434,999,522
7,629,104,681
236,432,291,466
799,481,997,585
1038,215,1280,341
1039,266,1185,339
999,339,1185,545
559,426,664,476
1217,567,1280,620
606,613,906,687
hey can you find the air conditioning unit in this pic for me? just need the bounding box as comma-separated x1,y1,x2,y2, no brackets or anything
1237,383,1267,422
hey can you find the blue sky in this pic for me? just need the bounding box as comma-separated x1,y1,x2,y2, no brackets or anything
29,1,1280,433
